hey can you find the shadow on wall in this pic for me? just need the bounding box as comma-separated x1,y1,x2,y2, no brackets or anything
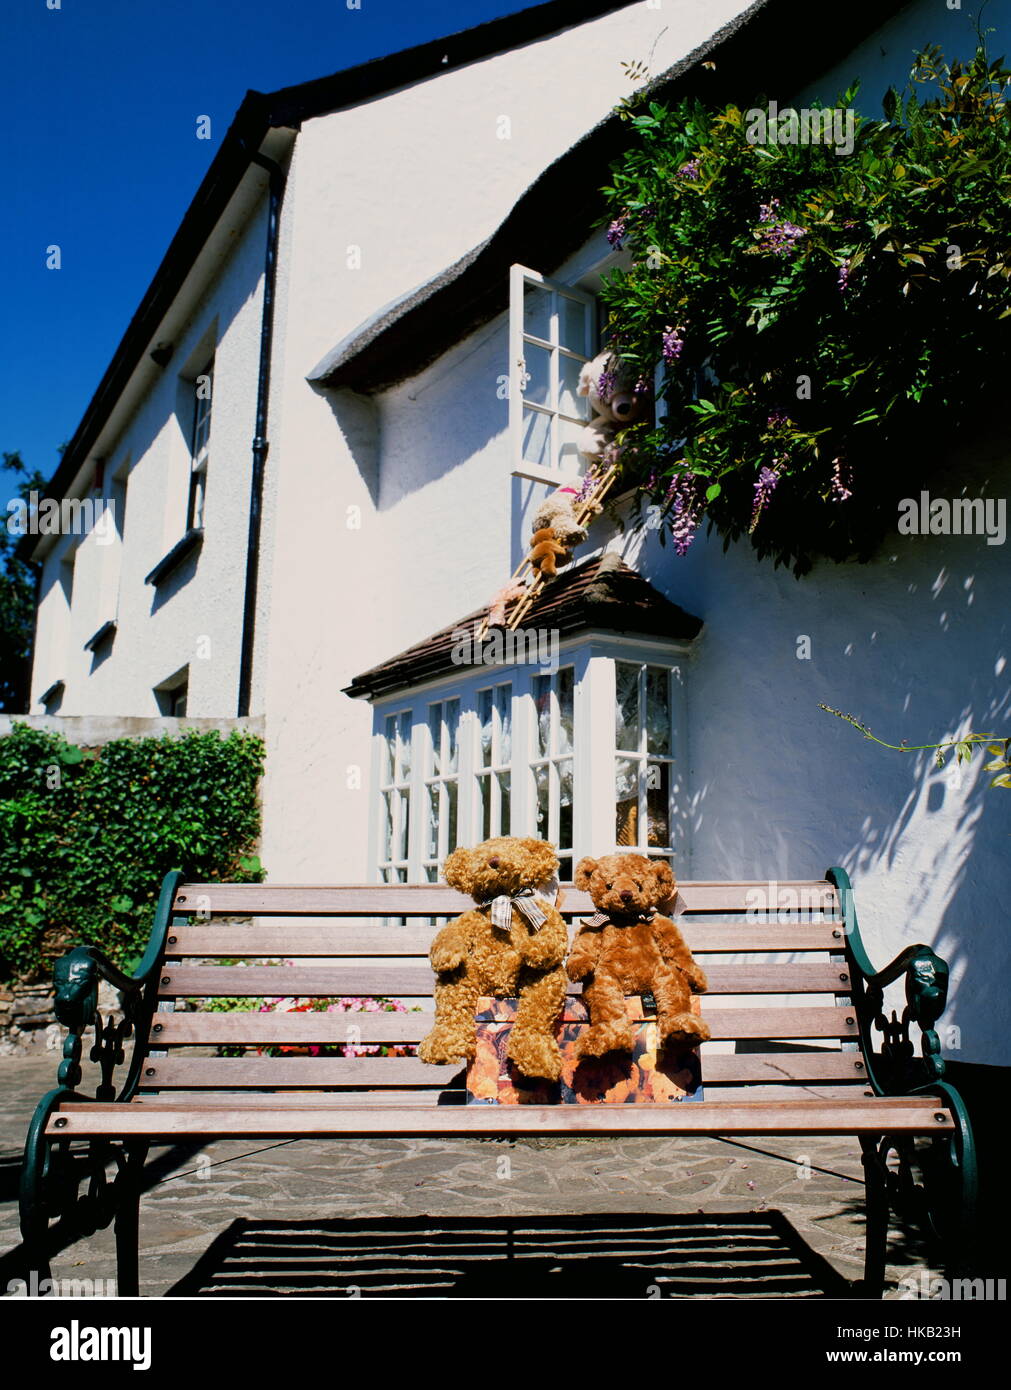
609,421,1011,1064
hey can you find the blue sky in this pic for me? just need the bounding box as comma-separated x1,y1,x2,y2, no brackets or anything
2,0,545,497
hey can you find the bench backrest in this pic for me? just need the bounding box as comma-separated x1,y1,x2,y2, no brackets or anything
140,880,868,1106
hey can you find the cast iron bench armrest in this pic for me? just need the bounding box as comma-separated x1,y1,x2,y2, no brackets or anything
828,867,950,1091
49,871,184,1098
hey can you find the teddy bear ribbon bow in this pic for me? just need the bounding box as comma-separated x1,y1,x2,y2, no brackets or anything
584,909,656,928
482,886,554,933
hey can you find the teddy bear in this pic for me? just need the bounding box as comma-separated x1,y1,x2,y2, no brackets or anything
419,836,569,1080
528,525,571,579
577,350,650,462
567,853,710,1057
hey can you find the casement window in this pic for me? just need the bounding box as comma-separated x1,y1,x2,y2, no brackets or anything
531,667,575,881
369,641,689,883
614,661,678,863
509,265,597,484
186,357,214,531
378,711,413,883
423,699,461,882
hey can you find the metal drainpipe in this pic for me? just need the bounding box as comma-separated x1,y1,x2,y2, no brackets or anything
237,147,286,717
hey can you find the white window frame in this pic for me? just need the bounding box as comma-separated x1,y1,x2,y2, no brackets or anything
377,710,413,884
187,357,214,532
422,698,461,881
509,264,597,486
475,683,513,841
367,636,692,883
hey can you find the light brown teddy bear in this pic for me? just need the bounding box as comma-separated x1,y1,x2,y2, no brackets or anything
419,836,568,1080
528,525,571,579
568,853,710,1057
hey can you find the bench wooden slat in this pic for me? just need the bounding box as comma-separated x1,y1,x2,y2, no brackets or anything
172,882,838,916
148,1007,859,1043
136,1058,872,1093
44,1097,953,1139
157,963,852,998
122,1082,871,1106
165,923,847,956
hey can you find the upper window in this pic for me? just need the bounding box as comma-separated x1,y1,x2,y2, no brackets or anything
186,357,214,531
509,265,596,484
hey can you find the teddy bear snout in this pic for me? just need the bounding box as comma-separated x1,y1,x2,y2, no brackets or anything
612,394,636,419
620,889,634,903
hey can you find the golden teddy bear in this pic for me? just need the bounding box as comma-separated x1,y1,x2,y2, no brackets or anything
419,836,568,1080
568,852,710,1057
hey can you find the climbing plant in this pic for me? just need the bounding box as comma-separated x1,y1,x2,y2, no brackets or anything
598,44,1011,573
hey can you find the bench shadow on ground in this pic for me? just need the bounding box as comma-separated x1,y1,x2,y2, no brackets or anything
168,1211,854,1298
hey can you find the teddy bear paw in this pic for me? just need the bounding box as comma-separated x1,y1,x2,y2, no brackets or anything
660,1013,711,1049
577,1021,636,1058
418,1030,473,1065
507,1032,563,1081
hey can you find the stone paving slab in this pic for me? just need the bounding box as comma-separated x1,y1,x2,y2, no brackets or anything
0,1057,934,1298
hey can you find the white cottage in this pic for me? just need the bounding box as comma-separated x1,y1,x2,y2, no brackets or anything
18,0,1011,1071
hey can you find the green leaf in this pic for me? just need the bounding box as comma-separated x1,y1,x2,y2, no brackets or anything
705,483,722,501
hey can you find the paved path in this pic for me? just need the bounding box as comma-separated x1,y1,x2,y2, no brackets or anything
0,1057,932,1298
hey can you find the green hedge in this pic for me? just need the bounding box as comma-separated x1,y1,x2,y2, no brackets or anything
0,723,265,983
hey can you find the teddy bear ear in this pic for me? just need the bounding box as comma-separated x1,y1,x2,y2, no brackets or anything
573,857,598,890
649,859,677,901
442,847,475,891
516,838,559,881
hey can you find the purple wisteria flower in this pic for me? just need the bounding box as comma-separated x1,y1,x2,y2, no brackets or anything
750,464,781,530
766,408,789,427
662,324,685,364
607,216,628,249
665,472,703,556
678,160,700,180
830,456,853,501
837,258,851,293
756,199,806,256
597,367,617,403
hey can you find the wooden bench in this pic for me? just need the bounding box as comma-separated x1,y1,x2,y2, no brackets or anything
19,867,977,1297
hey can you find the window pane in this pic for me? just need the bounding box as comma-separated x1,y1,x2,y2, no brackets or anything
558,759,573,851
523,281,552,342
479,774,491,840
521,342,551,408
559,296,589,354
615,757,638,846
498,771,511,836
425,864,439,882
445,699,460,772
557,668,574,755
495,685,511,764
645,667,671,756
558,853,572,883
479,689,493,767
615,663,640,752
558,416,586,477
381,791,393,861
533,675,551,757
446,779,458,852
558,352,585,417
426,784,439,858
381,719,395,783
646,762,670,847
522,408,551,468
428,703,442,775
397,789,410,859
534,764,550,841
398,713,412,779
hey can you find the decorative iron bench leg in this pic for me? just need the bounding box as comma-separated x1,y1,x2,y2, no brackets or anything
19,1087,68,1292
114,1141,149,1297
860,1135,889,1298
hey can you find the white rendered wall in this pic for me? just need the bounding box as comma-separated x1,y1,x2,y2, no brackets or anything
30,195,272,718
257,0,756,882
